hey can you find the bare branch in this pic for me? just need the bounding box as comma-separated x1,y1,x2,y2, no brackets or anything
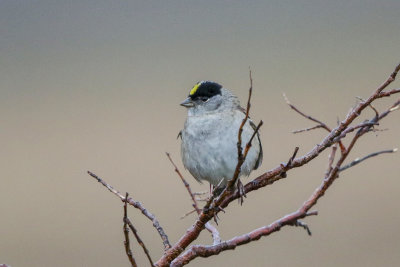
356,96,379,118
232,68,254,188
243,120,263,160
283,93,330,127
166,152,221,245
124,209,155,266
170,211,318,267
379,88,400,97
333,120,379,142
87,171,171,250
180,209,196,220
236,69,254,163
166,152,201,214
339,148,398,172
283,93,347,153
325,144,338,177
88,170,124,199
292,125,324,134
378,99,400,120
123,193,138,267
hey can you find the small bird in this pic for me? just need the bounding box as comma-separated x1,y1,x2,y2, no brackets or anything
179,81,263,191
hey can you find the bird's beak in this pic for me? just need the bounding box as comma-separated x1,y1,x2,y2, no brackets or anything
180,97,194,108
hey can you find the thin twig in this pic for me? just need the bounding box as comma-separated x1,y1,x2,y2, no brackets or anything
180,209,197,219
283,93,347,153
356,96,379,118
235,68,254,176
379,88,400,97
325,144,338,177
292,125,324,134
339,148,398,172
333,120,379,142
88,170,124,199
123,193,138,267
170,211,318,267
87,171,171,250
125,219,155,266
166,153,201,214
166,152,221,244
243,120,263,159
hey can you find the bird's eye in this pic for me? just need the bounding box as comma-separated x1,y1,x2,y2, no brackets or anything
201,97,209,102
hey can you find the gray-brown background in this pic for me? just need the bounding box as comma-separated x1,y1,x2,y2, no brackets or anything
1,1,399,266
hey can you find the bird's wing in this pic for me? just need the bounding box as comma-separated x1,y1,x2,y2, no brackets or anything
238,107,263,169
249,119,263,169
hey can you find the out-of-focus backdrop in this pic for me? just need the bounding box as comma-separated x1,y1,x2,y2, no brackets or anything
1,1,399,266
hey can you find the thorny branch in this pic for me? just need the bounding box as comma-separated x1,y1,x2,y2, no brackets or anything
87,62,400,266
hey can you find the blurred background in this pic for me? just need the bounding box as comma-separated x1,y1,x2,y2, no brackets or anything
1,1,400,266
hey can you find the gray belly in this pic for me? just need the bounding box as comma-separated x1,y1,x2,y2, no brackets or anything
181,113,259,186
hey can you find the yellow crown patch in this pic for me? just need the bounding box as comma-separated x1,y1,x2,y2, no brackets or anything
190,82,202,96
